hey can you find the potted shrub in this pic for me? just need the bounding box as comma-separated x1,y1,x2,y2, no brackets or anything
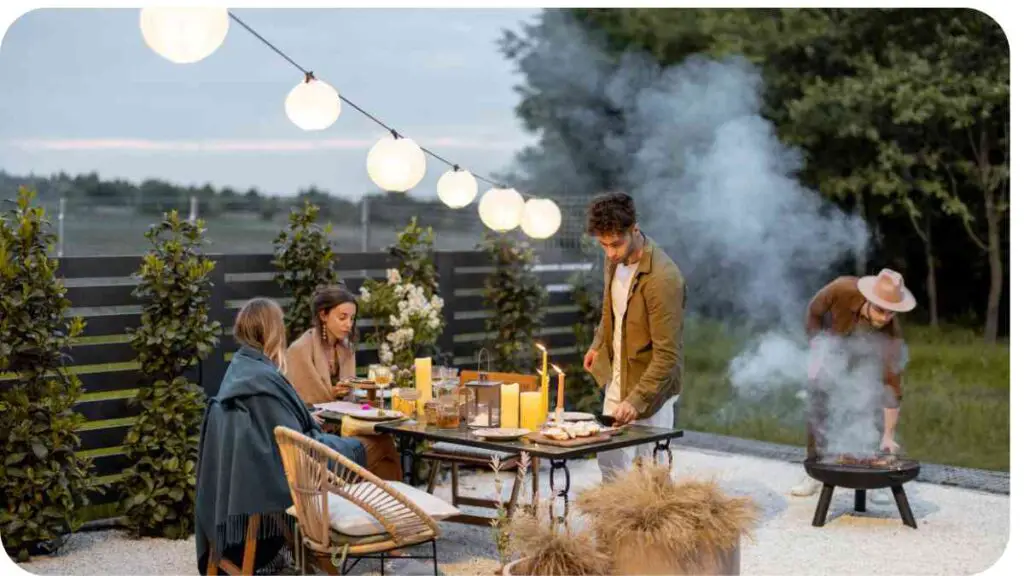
576,462,759,575
0,188,93,561
501,502,611,576
272,200,339,342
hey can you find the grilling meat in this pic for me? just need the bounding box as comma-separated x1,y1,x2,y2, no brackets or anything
831,453,900,468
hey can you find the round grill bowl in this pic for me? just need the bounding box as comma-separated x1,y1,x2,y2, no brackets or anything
804,459,921,490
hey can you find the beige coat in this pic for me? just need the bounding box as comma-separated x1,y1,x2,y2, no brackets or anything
284,328,355,406
590,238,686,419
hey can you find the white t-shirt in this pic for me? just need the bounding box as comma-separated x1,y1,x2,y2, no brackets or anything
607,261,639,405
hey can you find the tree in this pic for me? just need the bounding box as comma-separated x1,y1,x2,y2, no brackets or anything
121,211,220,539
0,188,93,561
272,201,339,342
481,234,547,373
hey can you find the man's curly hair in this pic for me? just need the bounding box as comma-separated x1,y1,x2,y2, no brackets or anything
586,192,637,236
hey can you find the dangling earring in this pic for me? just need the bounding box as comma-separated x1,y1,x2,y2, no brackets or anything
321,324,327,342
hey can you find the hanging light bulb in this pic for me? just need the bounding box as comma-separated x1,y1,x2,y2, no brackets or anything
478,187,525,232
366,133,427,192
520,198,562,239
285,73,341,131
437,167,478,209
139,7,230,64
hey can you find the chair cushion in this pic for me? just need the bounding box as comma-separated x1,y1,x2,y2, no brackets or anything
287,481,459,538
429,442,517,461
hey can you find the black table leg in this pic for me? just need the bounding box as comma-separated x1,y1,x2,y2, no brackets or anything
549,459,570,523
812,484,835,527
891,485,918,529
854,489,866,512
652,439,673,467
397,435,417,485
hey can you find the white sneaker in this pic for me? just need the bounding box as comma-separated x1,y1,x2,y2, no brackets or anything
791,475,822,497
870,489,892,505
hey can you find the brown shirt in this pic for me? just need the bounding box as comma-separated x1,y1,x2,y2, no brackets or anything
806,276,905,404
284,328,355,406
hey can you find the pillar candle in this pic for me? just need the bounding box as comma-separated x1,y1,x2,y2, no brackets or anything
519,391,545,432
500,383,520,428
414,357,432,416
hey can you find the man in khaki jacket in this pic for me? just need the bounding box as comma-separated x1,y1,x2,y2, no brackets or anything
583,193,686,480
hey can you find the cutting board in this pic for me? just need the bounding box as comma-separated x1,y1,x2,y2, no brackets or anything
525,432,613,447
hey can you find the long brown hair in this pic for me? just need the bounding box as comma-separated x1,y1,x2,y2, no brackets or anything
233,298,288,373
310,284,359,346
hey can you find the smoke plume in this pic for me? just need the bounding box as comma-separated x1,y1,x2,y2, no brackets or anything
509,12,892,451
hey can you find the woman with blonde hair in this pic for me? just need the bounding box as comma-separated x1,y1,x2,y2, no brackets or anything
285,284,403,481
194,298,366,575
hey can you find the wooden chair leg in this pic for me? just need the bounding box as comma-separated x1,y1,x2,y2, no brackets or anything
240,514,261,575
426,460,442,494
450,462,460,505
206,546,219,576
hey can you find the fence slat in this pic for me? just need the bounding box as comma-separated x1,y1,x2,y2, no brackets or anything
77,314,141,338
73,397,142,421
58,256,141,279
65,285,137,308
79,425,132,452
68,342,137,366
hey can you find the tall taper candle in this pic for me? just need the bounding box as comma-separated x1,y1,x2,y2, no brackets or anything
535,342,548,419
553,364,565,424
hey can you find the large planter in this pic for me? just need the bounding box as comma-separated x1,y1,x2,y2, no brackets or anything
610,537,741,575
502,539,740,576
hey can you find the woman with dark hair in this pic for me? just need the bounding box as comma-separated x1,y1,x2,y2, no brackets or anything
285,284,403,481
194,298,367,575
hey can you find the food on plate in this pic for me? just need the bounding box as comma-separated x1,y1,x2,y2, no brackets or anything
541,421,603,441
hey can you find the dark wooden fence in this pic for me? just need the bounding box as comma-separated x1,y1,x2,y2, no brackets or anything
56,250,594,511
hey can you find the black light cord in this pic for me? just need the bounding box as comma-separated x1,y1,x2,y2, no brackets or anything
228,10,523,195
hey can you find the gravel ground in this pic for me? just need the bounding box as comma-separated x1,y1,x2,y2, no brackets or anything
16,446,1010,575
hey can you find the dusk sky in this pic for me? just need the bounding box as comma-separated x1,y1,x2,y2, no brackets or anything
0,7,541,199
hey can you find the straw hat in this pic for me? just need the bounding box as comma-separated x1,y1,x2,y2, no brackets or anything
857,268,917,313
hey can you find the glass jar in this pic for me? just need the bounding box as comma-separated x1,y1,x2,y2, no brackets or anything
423,400,439,426
392,388,420,418
436,397,460,429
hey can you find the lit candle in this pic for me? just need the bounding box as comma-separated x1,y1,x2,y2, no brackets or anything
500,382,520,428
414,357,432,416
535,342,549,418
553,364,565,425
519,391,544,432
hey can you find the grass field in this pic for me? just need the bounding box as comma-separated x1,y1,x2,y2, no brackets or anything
677,321,1010,472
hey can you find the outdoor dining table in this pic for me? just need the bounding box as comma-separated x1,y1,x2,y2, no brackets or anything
374,419,685,524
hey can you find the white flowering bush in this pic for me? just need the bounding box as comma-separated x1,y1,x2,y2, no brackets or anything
359,220,445,386
360,268,444,387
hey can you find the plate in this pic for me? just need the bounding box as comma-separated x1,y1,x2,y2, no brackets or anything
336,408,405,421
558,412,597,422
471,428,531,441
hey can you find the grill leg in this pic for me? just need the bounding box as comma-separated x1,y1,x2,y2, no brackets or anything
891,485,918,529
812,484,835,527
854,489,866,512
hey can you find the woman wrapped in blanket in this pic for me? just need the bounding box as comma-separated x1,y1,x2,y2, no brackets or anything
194,298,367,575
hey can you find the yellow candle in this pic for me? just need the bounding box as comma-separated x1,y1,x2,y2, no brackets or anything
414,357,432,415
500,382,520,428
535,343,549,419
520,391,545,432
553,365,565,424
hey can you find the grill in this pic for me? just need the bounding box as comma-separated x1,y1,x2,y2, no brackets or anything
804,454,920,529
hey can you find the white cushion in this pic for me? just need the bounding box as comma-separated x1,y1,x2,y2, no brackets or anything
324,481,460,537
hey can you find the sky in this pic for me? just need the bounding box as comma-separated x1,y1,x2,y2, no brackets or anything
0,7,540,199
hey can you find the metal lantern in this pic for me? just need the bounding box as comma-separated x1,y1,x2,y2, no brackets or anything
466,378,503,428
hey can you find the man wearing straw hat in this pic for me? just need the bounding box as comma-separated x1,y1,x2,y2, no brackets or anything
791,268,916,500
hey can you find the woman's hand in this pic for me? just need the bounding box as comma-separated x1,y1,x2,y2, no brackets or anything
332,382,352,398
311,409,325,426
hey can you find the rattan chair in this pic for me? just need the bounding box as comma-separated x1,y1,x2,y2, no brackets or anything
421,370,542,525
274,426,442,575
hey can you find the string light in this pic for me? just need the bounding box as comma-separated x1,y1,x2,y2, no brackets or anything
479,187,525,232
139,7,229,64
437,167,478,208
366,133,427,192
520,198,562,239
285,72,342,131
146,10,562,233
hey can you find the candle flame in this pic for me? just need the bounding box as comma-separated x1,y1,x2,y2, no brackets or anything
535,342,547,352
552,364,564,375
536,369,544,376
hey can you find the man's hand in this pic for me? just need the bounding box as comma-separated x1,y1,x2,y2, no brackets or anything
880,435,900,454
583,349,598,372
611,401,639,425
